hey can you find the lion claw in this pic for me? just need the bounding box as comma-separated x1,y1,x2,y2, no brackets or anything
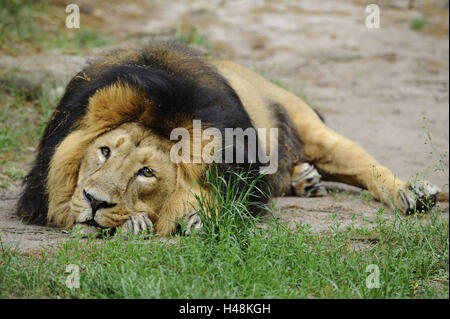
184,210,203,235
398,180,440,214
121,213,154,237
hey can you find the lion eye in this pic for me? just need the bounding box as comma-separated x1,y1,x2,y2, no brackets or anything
138,167,155,178
100,146,111,159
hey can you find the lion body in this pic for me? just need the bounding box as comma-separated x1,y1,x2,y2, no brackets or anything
16,42,441,236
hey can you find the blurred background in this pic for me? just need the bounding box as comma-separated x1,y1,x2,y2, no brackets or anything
0,0,448,192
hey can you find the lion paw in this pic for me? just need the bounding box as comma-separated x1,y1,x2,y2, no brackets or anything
184,210,203,235
121,213,154,237
291,163,327,197
398,180,440,214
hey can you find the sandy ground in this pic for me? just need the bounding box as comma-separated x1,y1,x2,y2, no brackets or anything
0,0,448,253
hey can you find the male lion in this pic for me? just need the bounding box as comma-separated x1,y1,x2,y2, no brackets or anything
16,42,445,236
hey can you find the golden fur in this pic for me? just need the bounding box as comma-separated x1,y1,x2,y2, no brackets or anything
213,61,406,206
20,44,442,236
47,84,205,235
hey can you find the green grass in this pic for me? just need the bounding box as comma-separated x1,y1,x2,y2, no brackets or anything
0,0,38,48
410,18,427,31
0,168,448,298
0,76,55,184
189,165,267,240
0,0,109,52
42,29,110,52
174,25,211,48
359,191,373,204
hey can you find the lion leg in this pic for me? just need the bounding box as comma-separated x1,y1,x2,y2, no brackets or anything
293,115,439,213
291,163,327,197
212,61,440,213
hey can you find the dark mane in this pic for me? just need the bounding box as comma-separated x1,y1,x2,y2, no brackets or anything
16,42,262,225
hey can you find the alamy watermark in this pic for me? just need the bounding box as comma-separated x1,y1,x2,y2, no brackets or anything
65,264,80,289
365,4,381,29
170,120,279,174
65,4,80,29
365,264,380,289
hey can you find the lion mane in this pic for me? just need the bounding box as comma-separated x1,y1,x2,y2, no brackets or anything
16,42,298,233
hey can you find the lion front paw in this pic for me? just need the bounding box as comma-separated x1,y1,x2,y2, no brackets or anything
291,163,327,197
120,213,154,237
398,180,440,214
184,210,203,235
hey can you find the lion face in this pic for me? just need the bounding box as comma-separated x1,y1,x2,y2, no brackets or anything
70,123,177,228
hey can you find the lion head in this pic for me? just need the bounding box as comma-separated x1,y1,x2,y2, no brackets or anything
17,43,260,236
70,122,177,228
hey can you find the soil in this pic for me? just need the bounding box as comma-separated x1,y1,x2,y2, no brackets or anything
0,0,448,253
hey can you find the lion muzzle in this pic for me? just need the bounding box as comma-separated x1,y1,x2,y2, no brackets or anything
83,189,116,216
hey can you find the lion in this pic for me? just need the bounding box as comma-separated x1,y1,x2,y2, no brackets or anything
16,42,446,236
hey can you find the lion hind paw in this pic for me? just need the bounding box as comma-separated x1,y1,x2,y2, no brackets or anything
398,180,440,214
291,163,327,197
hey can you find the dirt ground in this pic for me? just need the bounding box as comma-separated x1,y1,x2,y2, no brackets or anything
0,0,448,253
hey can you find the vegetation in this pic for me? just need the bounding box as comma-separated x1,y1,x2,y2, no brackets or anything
0,44,447,299
0,0,447,300
174,25,211,48
0,0,109,53
0,76,54,188
0,167,448,298
410,18,427,30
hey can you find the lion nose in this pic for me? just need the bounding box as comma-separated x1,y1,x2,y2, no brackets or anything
83,190,115,214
